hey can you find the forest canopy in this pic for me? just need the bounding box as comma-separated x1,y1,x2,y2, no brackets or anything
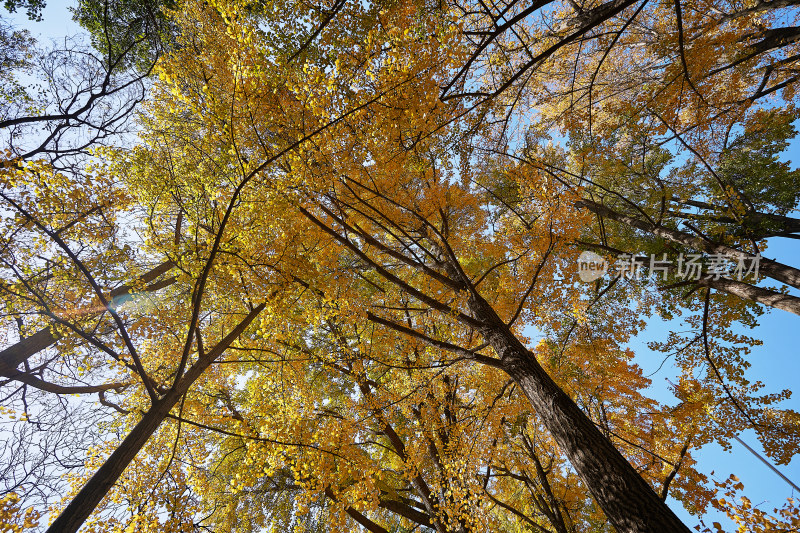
1,0,800,531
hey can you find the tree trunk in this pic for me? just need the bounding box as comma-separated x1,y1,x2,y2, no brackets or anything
703,277,800,315
0,328,59,376
300,205,690,530
577,238,800,316
468,293,691,533
45,303,264,533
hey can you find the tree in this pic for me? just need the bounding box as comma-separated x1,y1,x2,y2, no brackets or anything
60,282,692,532
70,0,177,70
49,1,694,530
0,5,178,515
4,0,800,531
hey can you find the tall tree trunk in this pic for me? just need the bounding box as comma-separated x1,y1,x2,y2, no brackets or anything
0,328,59,376
300,205,691,531
578,238,800,316
467,293,691,533
577,199,800,315
45,303,264,533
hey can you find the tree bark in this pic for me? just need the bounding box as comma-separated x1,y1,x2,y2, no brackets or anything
467,292,691,533
703,277,800,315
3,372,128,394
578,238,800,315
301,205,691,531
45,303,264,533
0,328,59,376
378,498,432,528
325,488,390,533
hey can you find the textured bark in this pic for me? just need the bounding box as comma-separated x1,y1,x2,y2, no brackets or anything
467,293,691,533
3,372,127,394
703,277,800,315
325,488,391,533
0,328,59,376
576,239,800,315
45,303,264,533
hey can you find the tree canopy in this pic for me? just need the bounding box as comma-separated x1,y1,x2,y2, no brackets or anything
2,0,800,531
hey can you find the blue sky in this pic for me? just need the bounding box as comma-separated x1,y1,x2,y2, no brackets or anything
5,1,80,38
633,137,800,528
5,2,800,530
